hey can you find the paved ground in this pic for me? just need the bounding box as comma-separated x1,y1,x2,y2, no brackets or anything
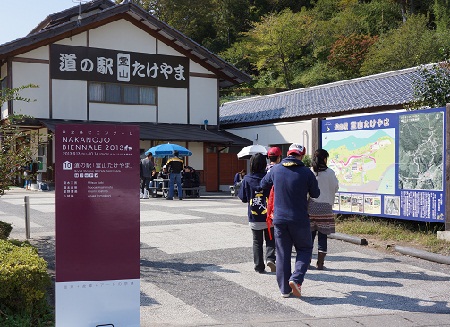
1,188,449,326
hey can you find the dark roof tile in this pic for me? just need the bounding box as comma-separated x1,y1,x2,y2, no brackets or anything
220,66,422,125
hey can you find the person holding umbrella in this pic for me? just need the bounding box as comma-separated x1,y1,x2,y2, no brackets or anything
166,150,184,200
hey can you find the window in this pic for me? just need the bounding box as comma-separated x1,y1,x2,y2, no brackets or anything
89,82,156,105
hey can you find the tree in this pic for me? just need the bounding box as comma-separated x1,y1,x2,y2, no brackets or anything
409,61,450,110
135,0,218,46
0,85,43,195
241,9,315,89
328,34,378,79
360,14,444,76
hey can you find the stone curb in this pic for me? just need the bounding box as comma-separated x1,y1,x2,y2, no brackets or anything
328,232,368,245
330,232,450,265
393,245,450,265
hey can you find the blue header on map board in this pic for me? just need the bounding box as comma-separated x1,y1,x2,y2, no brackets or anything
321,107,446,223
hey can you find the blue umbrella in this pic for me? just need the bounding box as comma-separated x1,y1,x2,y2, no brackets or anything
145,143,192,157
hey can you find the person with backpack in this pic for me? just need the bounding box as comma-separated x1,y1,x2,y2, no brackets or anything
261,143,320,298
238,153,276,274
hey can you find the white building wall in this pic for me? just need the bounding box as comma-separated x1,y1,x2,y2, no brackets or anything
187,142,203,170
12,61,49,118
55,32,88,47
90,103,157,122
89,20,156,53
16,46,50,60
157,41,182,56
157,87,188,124
52,80,87,120
190,61,211,74
227,120,313,155
190,77,217,125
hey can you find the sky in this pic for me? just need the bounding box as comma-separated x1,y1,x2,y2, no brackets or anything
0,0,81,45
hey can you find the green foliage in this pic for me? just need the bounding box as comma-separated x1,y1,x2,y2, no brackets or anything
133,0,450,91
360,14,444,76
296,62,344,87
241,9,316,89
0,113,35,194
0,221,13,240
0,239,52,320
336,215,449,255
219,40,254,74
409,61,450,109
0,85,51,195
328,34,378,78
302,154,311,167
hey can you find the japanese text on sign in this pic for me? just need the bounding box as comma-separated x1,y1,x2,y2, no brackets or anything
51,44,190,88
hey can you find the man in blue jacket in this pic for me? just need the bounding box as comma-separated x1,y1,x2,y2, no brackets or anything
260,143,320,298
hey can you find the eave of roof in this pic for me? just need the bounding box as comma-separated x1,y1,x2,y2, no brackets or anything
219,66,426,127
0,0,251,88
37,119,250,145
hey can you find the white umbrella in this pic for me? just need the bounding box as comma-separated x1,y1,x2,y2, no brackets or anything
237,144,269,159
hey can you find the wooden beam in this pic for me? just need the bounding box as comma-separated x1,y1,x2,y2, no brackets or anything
311,118,321,154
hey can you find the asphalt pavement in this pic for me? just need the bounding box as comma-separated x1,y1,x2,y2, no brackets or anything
1,188,449,326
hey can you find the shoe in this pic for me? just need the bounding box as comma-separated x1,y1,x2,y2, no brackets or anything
267,261,276,272
316,252,326,270
281,292,292,298
255,269,265,274
179,198,183,200
289,281,302,297
166,197,173,200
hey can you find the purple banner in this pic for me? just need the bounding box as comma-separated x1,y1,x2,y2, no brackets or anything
55,124,140,282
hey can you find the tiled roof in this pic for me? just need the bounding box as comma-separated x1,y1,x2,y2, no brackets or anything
220,66,426,126
38,119,250,145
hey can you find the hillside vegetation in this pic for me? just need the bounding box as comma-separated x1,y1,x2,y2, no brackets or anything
131,0,450,91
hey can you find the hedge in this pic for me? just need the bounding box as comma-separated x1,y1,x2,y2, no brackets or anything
0,239,51,314
0,221,12,240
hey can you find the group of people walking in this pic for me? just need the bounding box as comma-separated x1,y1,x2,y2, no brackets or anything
238,144,339,298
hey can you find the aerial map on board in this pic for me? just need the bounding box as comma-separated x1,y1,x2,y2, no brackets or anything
398,111,444,191
323,129,395,194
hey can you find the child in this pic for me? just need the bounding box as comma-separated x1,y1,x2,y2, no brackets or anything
238,153,276,273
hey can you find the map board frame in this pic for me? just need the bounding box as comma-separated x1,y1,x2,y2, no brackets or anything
321,107,446,223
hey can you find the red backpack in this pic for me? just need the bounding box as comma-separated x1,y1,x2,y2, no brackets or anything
266,186,275,240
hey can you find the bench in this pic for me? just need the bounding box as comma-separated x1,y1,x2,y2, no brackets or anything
144,185,199,198
147,186,160,198
179,187,200,198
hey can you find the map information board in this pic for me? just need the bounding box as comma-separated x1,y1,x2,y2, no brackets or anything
322,107,446,222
